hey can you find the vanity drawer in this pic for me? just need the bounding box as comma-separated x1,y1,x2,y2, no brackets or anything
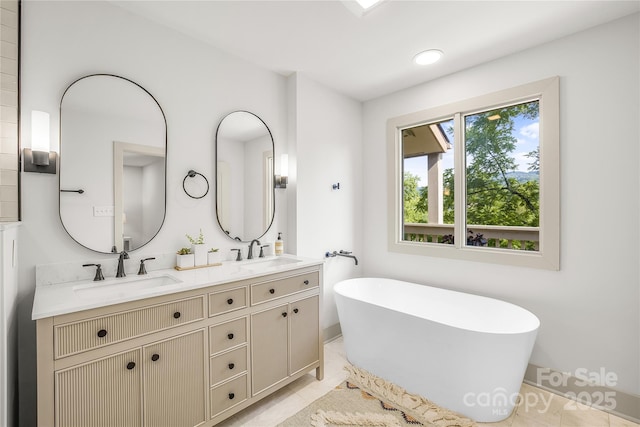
251,272,319,305
54,296,206,359
209,317,247,354
210,374,248,418
210,345,247,386
209,286,247,317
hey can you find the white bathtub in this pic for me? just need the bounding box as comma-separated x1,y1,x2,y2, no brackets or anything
334,278,539,422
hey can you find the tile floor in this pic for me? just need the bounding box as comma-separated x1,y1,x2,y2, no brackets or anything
216,337,638,427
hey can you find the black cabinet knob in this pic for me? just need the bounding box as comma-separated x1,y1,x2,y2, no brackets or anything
126,362,136,370
227,333,234,340
173,312,181,319
303,280,310,285
227,298,234,305
293,308,299,314
228,393,235,400
151,354,160,362
269,288,275,294
228,363,235,370
282,312,287,318
97,329,107,338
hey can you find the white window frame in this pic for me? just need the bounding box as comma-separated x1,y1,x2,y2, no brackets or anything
387,77,559,270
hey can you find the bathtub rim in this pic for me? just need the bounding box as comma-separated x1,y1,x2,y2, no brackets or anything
334,277,540,335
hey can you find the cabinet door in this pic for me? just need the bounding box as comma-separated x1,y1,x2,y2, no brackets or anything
56,349,142,427
289,295,320,375
143,330,206,427
251,304,288,395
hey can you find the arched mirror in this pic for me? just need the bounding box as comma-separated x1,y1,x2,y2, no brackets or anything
59,74,167,253
215,111,274,242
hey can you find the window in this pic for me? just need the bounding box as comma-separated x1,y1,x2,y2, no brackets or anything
387,77,559,270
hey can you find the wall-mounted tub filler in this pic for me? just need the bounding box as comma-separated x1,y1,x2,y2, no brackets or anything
325,250,358,265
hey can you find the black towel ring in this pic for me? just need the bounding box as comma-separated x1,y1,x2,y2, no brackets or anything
183,170,209,199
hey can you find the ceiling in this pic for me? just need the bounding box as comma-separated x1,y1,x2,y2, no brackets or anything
113,0,639,101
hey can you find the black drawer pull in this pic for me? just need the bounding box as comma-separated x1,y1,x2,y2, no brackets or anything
228,363,235,370
173,312,181,319
97,329,107,338
227,298,234,305
303,280,310,285
151,354,160,362
269,288,275,294
282,312,287,318
126,362,136,370
228,393,235,400
293,308,299,314
227,333,234,340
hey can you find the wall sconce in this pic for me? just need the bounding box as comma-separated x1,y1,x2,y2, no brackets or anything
275,154,288,189
24,110,57,174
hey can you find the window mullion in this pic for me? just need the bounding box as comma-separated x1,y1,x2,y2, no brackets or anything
453,112,465,249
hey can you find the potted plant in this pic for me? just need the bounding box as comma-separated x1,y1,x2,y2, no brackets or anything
207,248,221,265
176,247,194,269
186,229,207,267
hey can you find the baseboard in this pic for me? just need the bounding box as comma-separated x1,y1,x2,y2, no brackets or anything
323,323,342,343
524,363,640,423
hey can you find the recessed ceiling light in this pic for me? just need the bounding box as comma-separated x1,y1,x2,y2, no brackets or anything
413,49,444,65
355,0,383,10
342,0,387,17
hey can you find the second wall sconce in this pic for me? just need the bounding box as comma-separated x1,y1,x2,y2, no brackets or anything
24,111,57,174
275,154,288,189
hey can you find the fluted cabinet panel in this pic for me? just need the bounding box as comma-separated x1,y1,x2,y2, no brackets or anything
143,330,206,427
55,349,142,427
55,296,205,358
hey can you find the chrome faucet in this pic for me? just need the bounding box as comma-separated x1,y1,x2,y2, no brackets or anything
82,263,105,281
326,250,359,266
247,239,261,260
116,251,129,277
138,257,155,275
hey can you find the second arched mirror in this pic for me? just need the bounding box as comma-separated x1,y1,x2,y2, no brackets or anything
60,74,167,253
215,111,275,242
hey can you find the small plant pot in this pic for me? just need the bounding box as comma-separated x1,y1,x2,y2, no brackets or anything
208,251,222,265
192,244,207,267
176,253,195,269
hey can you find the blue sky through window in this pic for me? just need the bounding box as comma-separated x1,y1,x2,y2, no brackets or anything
404,113,539,188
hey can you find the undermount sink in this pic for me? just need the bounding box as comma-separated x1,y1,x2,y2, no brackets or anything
240,257,301,272
73,274,182,299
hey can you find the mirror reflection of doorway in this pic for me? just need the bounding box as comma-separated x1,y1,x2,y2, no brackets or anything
113,141,165,253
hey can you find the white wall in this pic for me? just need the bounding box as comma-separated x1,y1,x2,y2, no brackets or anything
18,2,291,426
362,13,640,395
288,73,363,330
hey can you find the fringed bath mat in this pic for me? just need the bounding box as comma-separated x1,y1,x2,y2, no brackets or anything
277,364,477,427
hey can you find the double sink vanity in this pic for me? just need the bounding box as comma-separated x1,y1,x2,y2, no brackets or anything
34,72,315,426
33,255,324,427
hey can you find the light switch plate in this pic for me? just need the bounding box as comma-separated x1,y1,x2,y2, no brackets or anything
93,206,114,217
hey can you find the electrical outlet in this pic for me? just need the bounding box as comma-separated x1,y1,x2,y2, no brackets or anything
93,206,114,217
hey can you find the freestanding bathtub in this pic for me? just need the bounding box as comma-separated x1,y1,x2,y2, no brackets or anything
334,278,540,422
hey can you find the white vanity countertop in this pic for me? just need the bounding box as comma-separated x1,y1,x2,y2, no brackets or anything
32,255,323,320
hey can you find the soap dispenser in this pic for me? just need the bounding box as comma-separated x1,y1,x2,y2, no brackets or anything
275,232,284,256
